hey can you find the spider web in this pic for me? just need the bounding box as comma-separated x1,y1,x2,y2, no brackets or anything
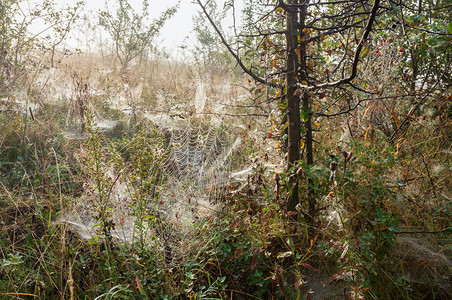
58,119,238,253
161,120,236,227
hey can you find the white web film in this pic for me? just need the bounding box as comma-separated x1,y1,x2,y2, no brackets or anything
161,121,233,226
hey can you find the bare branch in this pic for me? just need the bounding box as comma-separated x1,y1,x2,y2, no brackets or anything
195,0,279,88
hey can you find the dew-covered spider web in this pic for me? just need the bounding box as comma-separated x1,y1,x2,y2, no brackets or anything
148,120,240,268
160,120,237,228
59,119,239,245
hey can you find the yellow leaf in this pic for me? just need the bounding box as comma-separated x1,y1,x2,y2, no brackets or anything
364,125,372,140
362,105,373,121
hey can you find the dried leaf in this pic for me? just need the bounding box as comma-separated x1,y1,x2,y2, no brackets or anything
391,111,401,128
136,275,143,294
251,247,261,270
323,271,343,286
299,262,319,272
288,211,299,217
277,251,293,259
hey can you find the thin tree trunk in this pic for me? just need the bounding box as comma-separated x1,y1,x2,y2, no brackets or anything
286,0,301,212
299,1,315,221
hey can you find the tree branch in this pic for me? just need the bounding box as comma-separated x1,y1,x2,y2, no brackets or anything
296,0,381,91
195,0,279,88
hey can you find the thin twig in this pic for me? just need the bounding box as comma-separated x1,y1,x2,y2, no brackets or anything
396,228,452,234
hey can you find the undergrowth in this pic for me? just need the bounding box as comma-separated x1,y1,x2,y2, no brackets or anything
1,54,450,299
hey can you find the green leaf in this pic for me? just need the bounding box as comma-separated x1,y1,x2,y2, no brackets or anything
300,107,309,121
448,22,452,34
254,269,263,277
411,14,422,23
390,2,400,12
244,49,254,56
300,126,306,136
186,272,196,280
388,227,401,233
427,37,438,46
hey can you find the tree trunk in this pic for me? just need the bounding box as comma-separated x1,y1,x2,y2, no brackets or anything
299,1,315,221
286,0,301,212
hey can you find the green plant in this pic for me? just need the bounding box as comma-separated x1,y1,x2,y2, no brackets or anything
324,138,418,299
119,129,167,248
82,118,116,247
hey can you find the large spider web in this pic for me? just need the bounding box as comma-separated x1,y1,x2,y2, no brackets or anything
59,118,239,261
161,120,236,227
152,120,239,268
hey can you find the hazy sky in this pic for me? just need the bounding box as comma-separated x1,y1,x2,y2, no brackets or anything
26,0,244,54
83,0,199,50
